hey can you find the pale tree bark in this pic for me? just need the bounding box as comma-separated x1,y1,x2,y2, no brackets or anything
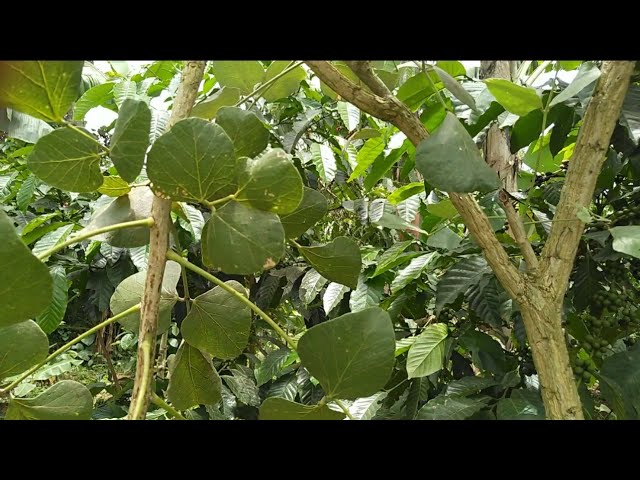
307,60,634,419
128,61,206,420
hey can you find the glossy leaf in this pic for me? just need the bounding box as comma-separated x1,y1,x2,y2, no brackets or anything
349,137,385,181
0,61,83,122
299,269,328,305
436,256,491,313
496,390,545,420
279,187,328,238
390,252,437,293
323,282,350,314
0,320,48,380
406,323,448,378
73,82,115,121
610,226,640,259
181,281,251,360
310,143,337,183
36,265,69,334
433,66,477,111
28,126,102,192
110,98,151,182
484,79,543,116
97,176,131,197
167,343,222,411
297,236,361,289
297,307,395,400
260,397,344,420
5,380,93,420
255,348,291,386
210,61,264,95
147,118,236,203
445,376,497,397
417,394,490,420
426,227,461,251
415,113,501,193
204,201,284,274
371,241,413,277
599,344,640,419
0,210,53,327
550,62,601,107
216,106,269,158
387,182,424,205
262,61,306,102
191,87,240,120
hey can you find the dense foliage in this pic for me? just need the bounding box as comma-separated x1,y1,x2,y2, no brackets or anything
0,60,639,420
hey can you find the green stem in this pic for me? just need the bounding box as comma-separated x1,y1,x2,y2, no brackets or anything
425,67,449,112
151,392,186,420
204,194,236,209
0,303,141,393
334,399,355,420
65,123,111,154
235,61,304,108
37,217,154,261
166,250,297,350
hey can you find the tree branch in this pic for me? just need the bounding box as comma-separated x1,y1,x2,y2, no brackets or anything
345,61,392,97
499,190,538,270
540,61,634,301
306,61,524,298
128,60,206,420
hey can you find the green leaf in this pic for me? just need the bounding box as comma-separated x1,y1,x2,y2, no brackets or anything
349,275,384,313
98,176,131,197
426,227,461,251
465,274,502,328
0,210,53,327
181,281,251,360
27,126,102,192
36,266,69,334
260,397,345,420
113,80,138,108
204,201,285,274
279,187,327,238
222,369,260,406
191,87,241,120
5,380,93,420
262,61,306,102
300,269,328,305
397,72,436,110
147,118,236,203
349,137,385,181
395,336,417,356
371,241,413,277
576,207,593,224
436,256,491,313
167,343,222,411
0,109,53,144
0,61,83,122
347,391,388,420
323,282,350,314
110,98,151,182
496,390,545,419
436,61,466,78
445,376,497,397
387,182,424,205
433,66,477,111
406,323,448,378
351,128,381,141
31,224,74,260
267,373,298,401
427,199,458,218
16,174,39,212
415,113,501,193
73,82,115,121
484,79,543,116
337,101,360,131
458,330,513,375
375,212,427,235
610,226,640,259
390,252,438,293
236,149,303,215
84,186,153,248
110,260,180,334
298,307,395,400
510,109,543,153
310,143,337,183
417,394,490,420
255,348,291,386
599,344,640,419
216,106,269,158
20,212,59,239
211,61,264,95
550,62,601,107
297,236,361,289
0,320,48,380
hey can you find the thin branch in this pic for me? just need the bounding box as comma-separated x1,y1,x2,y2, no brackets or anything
499,190,538,270
151,392,186,420
128,60,207,420
334,399,355,420
540,61,634,300
344,61,392,97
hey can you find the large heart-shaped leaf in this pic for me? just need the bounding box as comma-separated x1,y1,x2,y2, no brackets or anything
181,281,251,360
191,87,240,120
297,237,361,289
610,226,640,259
236,149,303,215
436,255,491,313
210,61,265,95
109,260,180,334
279,187,328,238
84,186,154,247
147,118,236,203
406,323,448,378
5,380,93,420
262,61,306,102
203,201,285,274
110,98,151,182
27,126,103,192
0,210,53,327
216,106,269,158
484,79,543,116
0,320,48,380
260,397,345,420
0,61,83,122
415,113,501,193
297,307,395,400
167,343,222,411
